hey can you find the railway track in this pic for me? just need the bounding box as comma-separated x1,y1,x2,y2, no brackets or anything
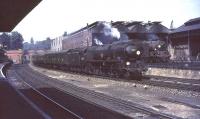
144,75,200,92
0,63,6,78
33,63,200,92
9,71,83,119
9,66,134,119
0,62,11,78
10,64,182,119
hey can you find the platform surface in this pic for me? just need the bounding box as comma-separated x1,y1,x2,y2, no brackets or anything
0,80,44,119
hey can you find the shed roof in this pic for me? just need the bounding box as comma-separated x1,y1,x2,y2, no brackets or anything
172,17,200,33
147,22,170,33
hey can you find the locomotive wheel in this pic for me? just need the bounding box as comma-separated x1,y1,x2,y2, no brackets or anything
83,65,89,74
94,68,100,75
133,72,142,80
85,63,93,74
124,71,132,80
124,70,142,80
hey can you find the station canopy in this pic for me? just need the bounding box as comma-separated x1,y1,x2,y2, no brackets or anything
0,0,41,32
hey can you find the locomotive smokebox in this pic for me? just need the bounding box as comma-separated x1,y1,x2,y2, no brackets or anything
125,45,139,57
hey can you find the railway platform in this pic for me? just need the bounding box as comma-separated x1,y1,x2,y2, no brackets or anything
0,63,82,119
0,79,44,119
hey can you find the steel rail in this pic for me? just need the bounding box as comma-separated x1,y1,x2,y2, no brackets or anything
13,70,84,119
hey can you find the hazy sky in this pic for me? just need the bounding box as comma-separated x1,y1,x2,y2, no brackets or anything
13,0,200,42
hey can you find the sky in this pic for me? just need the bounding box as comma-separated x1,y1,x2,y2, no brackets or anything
13,0,200,42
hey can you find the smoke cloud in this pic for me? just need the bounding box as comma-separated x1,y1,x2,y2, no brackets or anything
93,22,121,46
102,22,120,39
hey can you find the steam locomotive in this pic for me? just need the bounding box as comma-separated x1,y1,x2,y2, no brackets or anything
32,40,146,80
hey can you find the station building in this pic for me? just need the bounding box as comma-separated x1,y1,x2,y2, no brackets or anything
169,17,200,61
5,50,23,64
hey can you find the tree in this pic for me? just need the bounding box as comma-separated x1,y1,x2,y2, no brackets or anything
63,31,67,36
0,33,11,50
10,31,24,50
45,37,51,50
30,37,34,44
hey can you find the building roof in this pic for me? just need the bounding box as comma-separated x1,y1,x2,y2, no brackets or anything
126,21,170,33
184,17,200,26
147,22,170,33
128,22,147,33
0,0,41,32
67,21,100,36
6,50,23,54
111,21,129,32
172,17,200,33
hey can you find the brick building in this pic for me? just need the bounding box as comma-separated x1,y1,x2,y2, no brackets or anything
5,50,23,64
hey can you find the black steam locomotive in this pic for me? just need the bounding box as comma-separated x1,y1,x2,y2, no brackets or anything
32,40,146,80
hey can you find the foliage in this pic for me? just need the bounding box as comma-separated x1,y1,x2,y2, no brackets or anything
10,31,24,50
63,31,67,36
0,33,10,49
23,37,51,50
0,31,24,50
30,37,34,44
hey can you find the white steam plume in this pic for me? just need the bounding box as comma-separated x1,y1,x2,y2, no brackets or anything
102,22,120,40
94,38,103,45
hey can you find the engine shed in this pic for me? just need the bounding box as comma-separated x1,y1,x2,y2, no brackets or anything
169,17,200,61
